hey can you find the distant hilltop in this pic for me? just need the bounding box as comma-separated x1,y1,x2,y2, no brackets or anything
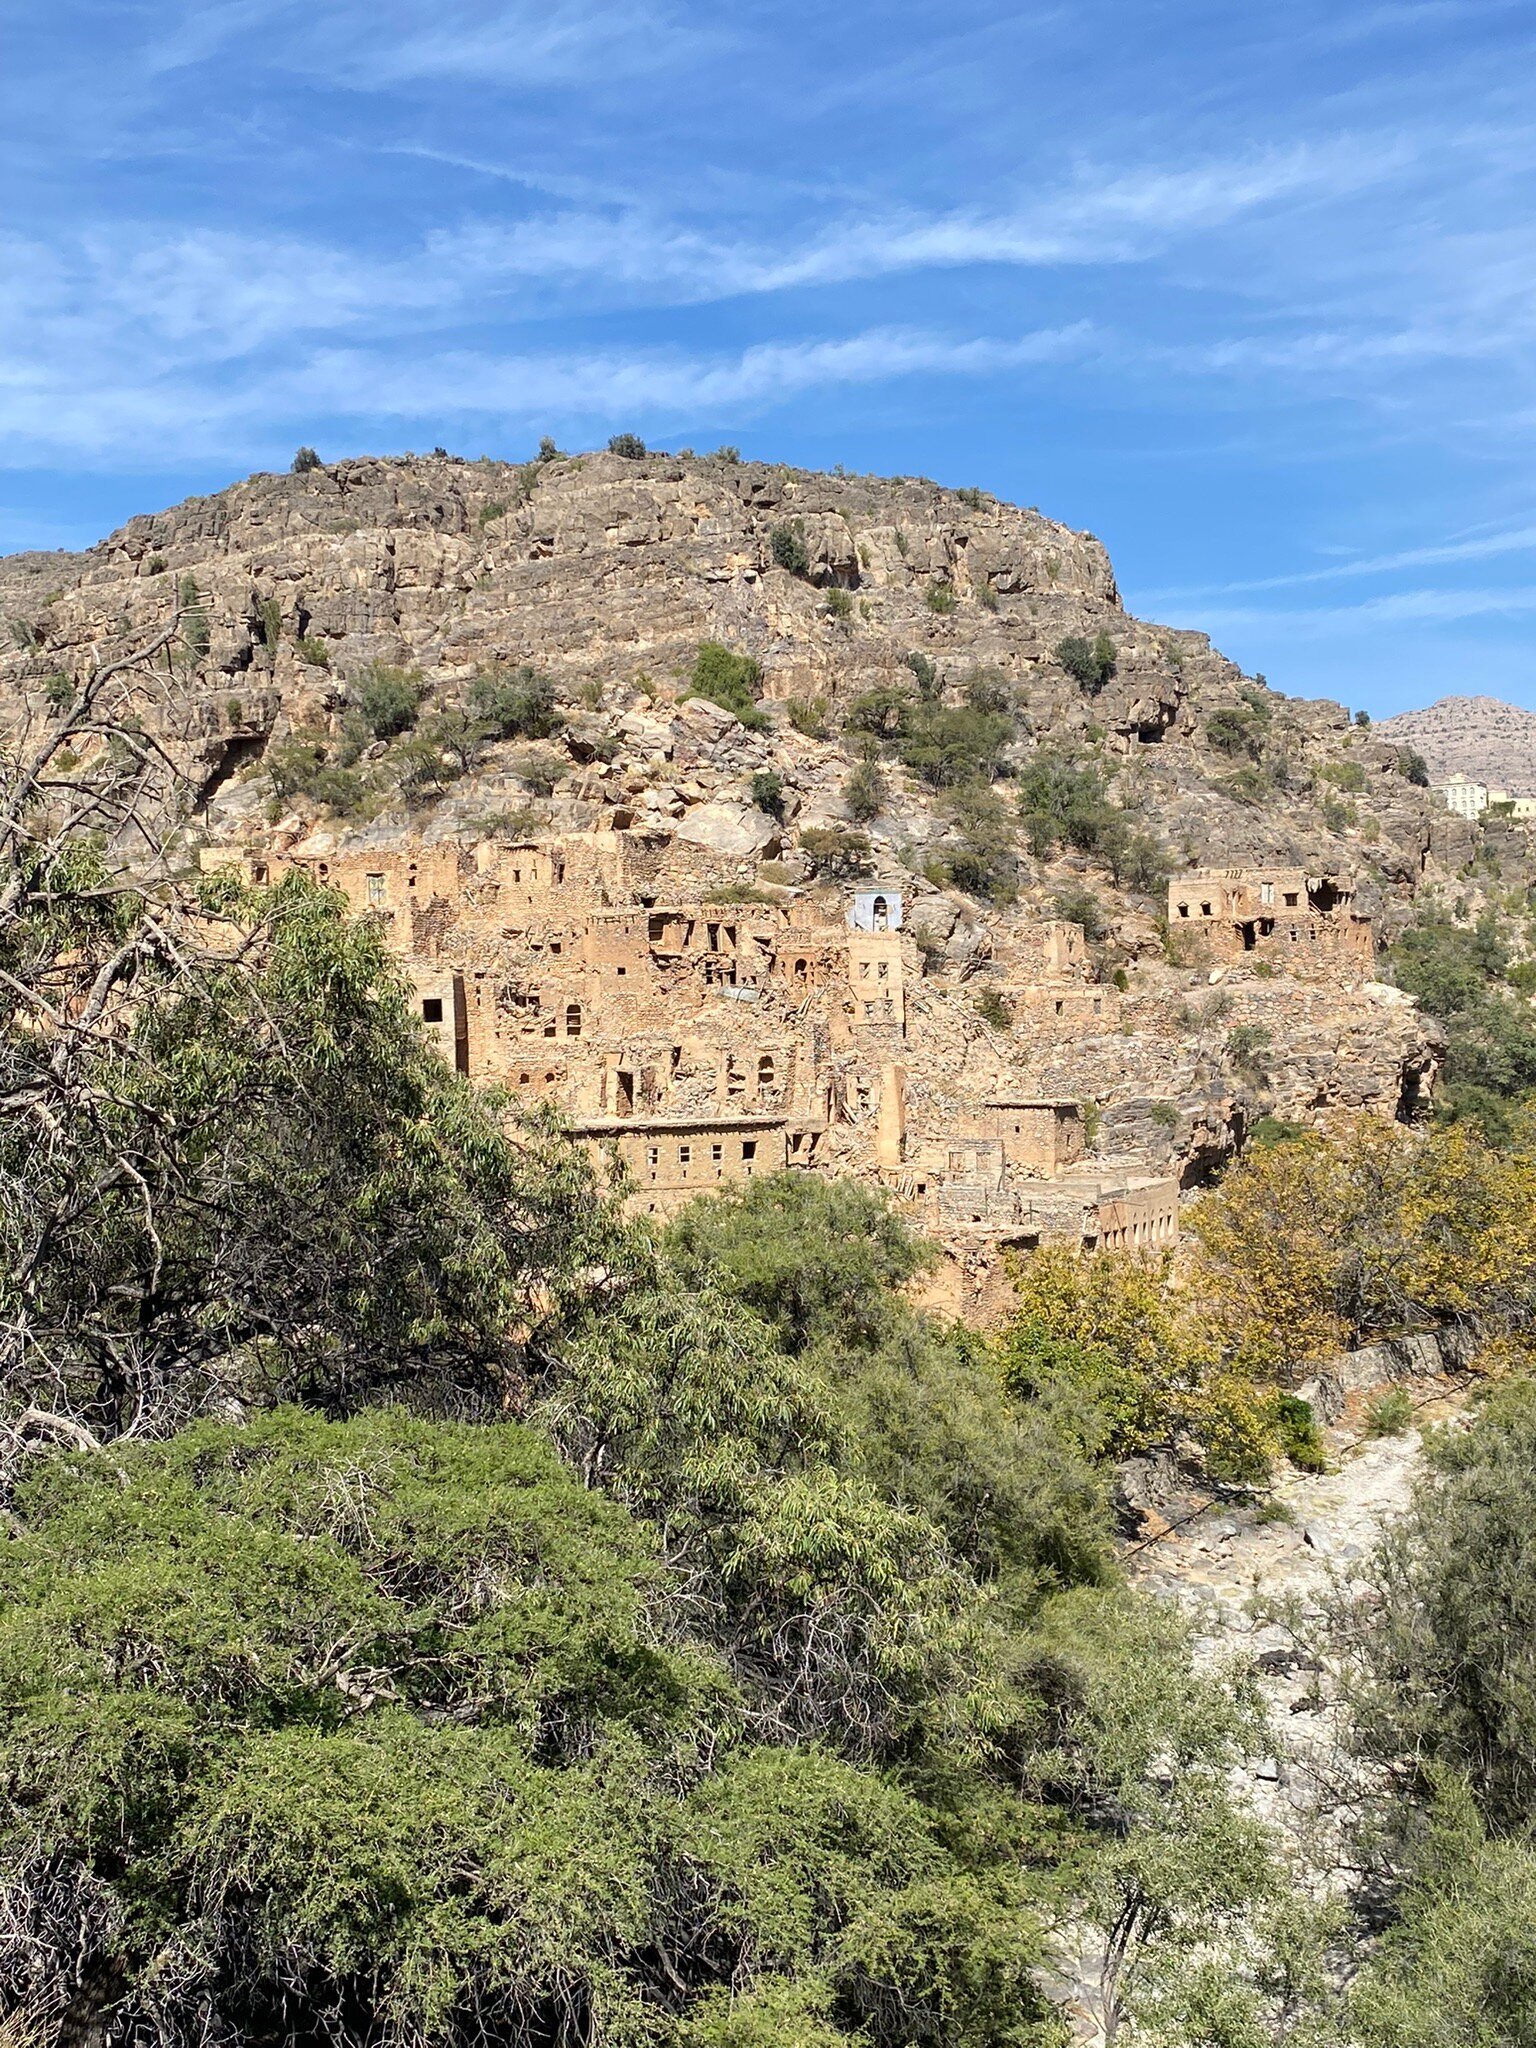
1376,695,1536,795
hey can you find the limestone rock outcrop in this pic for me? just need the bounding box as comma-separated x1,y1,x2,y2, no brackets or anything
0,447,1459,1260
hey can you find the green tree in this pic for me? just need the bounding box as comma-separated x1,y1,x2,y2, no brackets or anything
845,757,885,823
0,1408,1064,2048
1055,633,1116,693
1339,1379,1536,1827
0,872,617,1432
355,662,423,738
749,769,785,819
468,665,563,740
770,523,811,576
667,1174,927,1355
1205,707,1263,759
800,825,873,879
690,642,767,729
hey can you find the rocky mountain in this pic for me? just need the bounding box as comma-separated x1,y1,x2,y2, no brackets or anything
1376,693,1536,792
0,447,1463,1253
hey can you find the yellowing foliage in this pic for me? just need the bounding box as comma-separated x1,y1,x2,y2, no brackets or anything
1190,1115,1536,1376
997,1114,1536,1480
998,1247,1273,1474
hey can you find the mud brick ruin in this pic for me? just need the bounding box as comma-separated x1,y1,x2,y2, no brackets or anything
205,825,1199,1310
1168,868,1375,975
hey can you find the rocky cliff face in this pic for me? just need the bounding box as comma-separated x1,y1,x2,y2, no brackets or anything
1376,693,1536,793
0,447,1453,1185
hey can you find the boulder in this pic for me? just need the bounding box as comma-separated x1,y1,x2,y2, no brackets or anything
674,801,779,856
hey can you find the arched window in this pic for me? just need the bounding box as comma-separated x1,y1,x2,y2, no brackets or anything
871,894,889,930
566,1003,582,1038
758,1053,776,1092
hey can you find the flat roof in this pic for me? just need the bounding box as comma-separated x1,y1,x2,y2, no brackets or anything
567,1114,788,1136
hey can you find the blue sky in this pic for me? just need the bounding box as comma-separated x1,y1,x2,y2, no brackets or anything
4,0,1535,715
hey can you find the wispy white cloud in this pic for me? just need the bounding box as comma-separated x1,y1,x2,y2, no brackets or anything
0,134,1406,408
0,322,1098,463
422,139,1404,303
294,324,1098,421
1190,585,1536,636
1144,521,1536,600
146,0,710,88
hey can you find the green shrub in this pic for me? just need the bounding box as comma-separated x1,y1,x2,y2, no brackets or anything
928,783,1018,903
1390,911,1536,1137
1222,766,1273,805
511,746,569,797
1016,747,1150,877
392,730,457,800
178,576,210,657
146,552,167,574
1355,708,1371,728
607,432,646,458
294,636,330,667
689,641,767,729
1226,1023,1273,1075
900,704,1013,790
476,499,507,526
1237,682,1273,720
1248,1114,1309,1148
904,650,939,698
1148,1100,1179,1132
824,587,853,623
1055,632,1117,692
844,758,885,823
786,693,830,738
1364,1387,1414,1437
956,486,984,509
800,825,873,880
355,664,423,739
1337,1378,1536,1825
1206,706,1263,758
1321,759,1367,793
469,666,562,740
845,683,916,742
925,580,957,614
1052,885,1107,942
1399,745,1431,786
262,732,370,815
291,445,322,473
42,671,73,711
769,523,810,576
1273,1392,1327,1471
749,770,785,820
974,987,1012,1031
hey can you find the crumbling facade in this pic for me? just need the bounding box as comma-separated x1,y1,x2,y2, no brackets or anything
1167,868,1374,976
206,832,1178,1253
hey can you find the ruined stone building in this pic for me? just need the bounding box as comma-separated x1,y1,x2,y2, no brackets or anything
205,831,1178,1278
1167,868,1374,976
